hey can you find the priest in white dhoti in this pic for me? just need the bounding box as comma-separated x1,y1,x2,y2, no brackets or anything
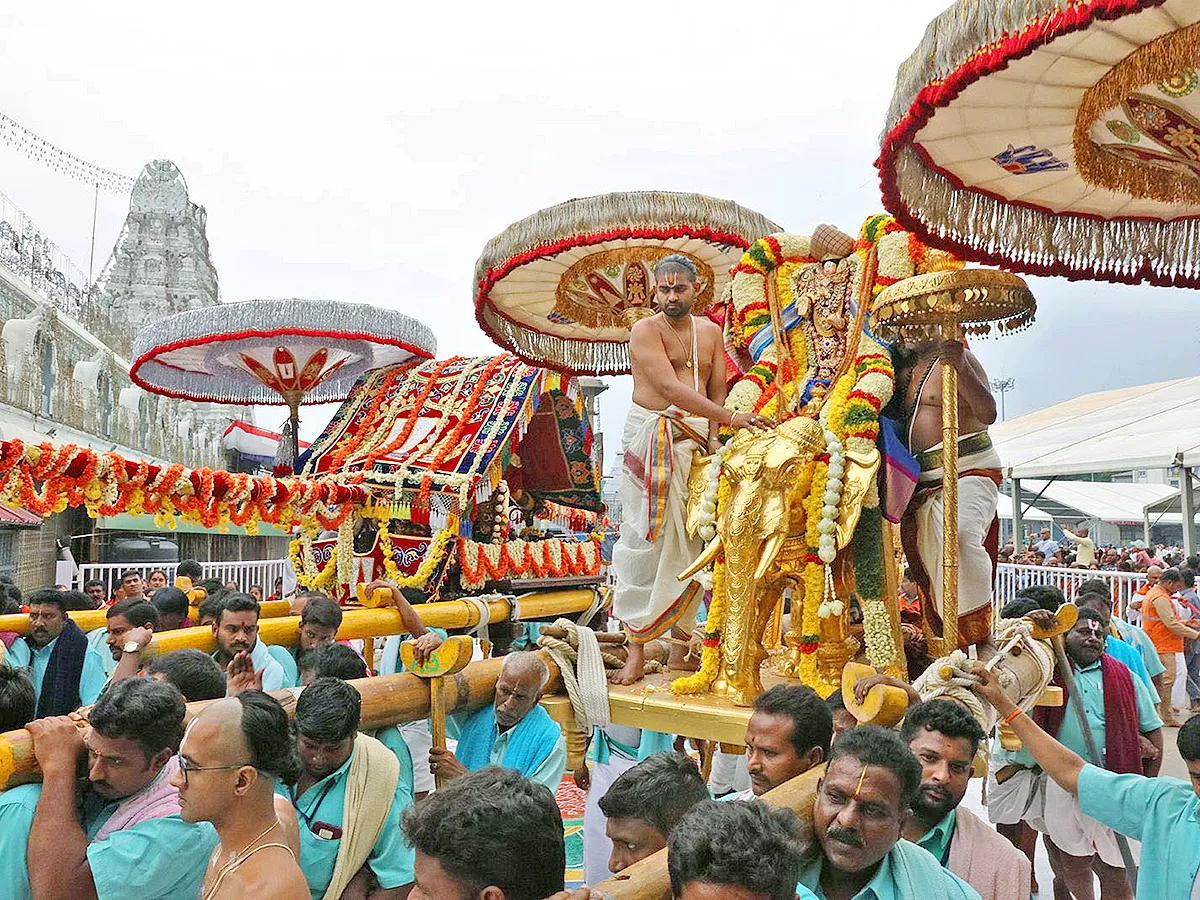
610,255,770,684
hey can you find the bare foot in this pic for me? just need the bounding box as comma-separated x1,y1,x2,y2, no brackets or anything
667,640,700,672
609,642,646,684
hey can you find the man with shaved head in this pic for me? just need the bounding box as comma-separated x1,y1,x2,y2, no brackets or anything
173,691,308,899
432,651,567,792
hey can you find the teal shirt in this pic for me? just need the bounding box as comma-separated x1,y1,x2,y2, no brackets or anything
86,627,119,676
914,809,956,866
798,839,980,899
1114,618,1166,678
1078,763,1200,900
267,644,299,688
993,655,1161,769
279,744,415,899
82,790,218,900
0,783,39,899
3,635,109,708
447,710,568,794
373,724,417,797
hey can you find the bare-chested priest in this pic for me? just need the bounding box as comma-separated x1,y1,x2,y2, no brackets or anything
898,335,999,655
610,254,770,684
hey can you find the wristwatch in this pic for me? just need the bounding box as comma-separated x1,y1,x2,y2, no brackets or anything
122,640,142,655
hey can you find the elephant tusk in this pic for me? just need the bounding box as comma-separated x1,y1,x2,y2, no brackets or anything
754,533,787,581
678,536,723,581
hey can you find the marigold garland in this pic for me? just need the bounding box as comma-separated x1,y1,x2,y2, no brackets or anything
672,474,732,695
458,537,601,590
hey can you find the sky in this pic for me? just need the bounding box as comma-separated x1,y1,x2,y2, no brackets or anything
4,0,1198,480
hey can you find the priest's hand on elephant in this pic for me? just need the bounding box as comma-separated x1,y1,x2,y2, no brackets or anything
728,411,771,430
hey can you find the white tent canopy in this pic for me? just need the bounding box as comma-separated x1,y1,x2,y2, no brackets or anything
1020,479,1178,526
991,377,1200,479
996,493,1051,522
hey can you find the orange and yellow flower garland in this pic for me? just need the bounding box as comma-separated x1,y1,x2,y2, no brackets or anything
458,537,601,591
672,475,732,694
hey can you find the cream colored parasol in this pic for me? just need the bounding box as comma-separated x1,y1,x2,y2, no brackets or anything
879,0,1200,287
473,191,780,375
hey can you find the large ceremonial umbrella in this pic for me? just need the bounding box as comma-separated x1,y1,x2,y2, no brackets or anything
131,299,437,463
473,191,781,375
879,0,1200,288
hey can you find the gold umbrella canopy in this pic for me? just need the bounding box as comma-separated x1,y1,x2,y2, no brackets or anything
473,191,781,376
879,0,1200,288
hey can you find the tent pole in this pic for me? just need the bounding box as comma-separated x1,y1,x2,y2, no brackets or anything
1144,513,1152,548
1010,476,1023,551
1182,467,1196,559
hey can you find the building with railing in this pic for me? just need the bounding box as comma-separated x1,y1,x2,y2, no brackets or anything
0,162,287,590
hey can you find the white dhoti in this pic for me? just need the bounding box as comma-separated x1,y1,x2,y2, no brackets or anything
612,403,705,643
709,749,751,796
400,719,434,794
912,434,1001,648
1041,776,1133,867
582,724,643,884
985,765,1046,831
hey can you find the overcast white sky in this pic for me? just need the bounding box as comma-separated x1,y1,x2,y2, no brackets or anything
5,1,1198,476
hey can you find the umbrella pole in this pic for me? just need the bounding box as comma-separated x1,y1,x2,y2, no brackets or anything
284,392,302,469
939,323,959,657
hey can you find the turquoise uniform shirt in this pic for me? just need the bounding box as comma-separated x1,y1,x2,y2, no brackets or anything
82,790,218,899
3,635,109,707
1106,635,1157,698
267,644,299,687
798,839,980,899
280,744,415,899
374,724,417,796
0,783,39,899
86,627,119,675
1114,618,1166,678
1078,763,1200,899
212,638,285,692
447,711,568,794
994,655,1161,769
914,809,956,866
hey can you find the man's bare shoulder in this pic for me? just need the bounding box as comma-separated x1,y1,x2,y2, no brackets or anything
629,316,662,338
694,315,722,336
212,849,307,899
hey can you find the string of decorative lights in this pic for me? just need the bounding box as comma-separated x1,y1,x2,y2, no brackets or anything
0,111,134,193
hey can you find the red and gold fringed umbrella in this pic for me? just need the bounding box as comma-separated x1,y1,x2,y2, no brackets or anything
473,191,781,375
879,0,1200,287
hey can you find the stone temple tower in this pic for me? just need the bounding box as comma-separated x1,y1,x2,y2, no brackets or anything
91,160,219,357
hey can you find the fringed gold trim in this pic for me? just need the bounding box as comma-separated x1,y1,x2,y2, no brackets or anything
1074,21,1200,203
893,144,1200,284
474,191,781,291
884,0,1069,134
479,303,633,376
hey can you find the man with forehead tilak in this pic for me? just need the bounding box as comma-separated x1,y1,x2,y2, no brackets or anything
798,727,980,900
174,692,307,900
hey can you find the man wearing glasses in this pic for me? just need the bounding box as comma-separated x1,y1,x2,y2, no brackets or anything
173,690,307,899
16,677,219,899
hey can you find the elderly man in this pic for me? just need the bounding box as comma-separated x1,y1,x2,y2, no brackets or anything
724,684,832,801
986,608,1160,900
975,674,1200,900
900,700,1031,900
10,677,219,899
898,335,999,653
591,751,710,878
610,253,770,684
174,691,307,900
1128,564,1162,626
283,677,413,900
669,800,813,900
432,651,567,792
403,766,565,900
798,726,980,900
1140,566,1199,726
211,592,286,691
2,587,107,716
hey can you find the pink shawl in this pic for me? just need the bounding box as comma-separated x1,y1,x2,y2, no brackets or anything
93,755,183,841
947,806,1032,900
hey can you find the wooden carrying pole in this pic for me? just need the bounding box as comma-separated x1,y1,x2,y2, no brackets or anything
0,650,565,791
401,635,474,788
590,765,824,899
0,598,293,636
938,324,960,657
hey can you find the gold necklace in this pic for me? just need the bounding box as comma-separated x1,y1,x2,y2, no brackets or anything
663,315,695,369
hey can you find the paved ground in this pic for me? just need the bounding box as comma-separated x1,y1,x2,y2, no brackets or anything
963,719,1188,898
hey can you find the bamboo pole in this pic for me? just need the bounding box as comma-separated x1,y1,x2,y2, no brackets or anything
0,651,566,791
939,326,960,658
0,599,293,636
589,764,824,899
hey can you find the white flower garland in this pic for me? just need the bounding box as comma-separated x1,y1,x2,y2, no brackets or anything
816,404,846,620
696,444,732,544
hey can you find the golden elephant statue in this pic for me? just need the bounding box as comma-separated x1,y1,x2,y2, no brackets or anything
680,415,881,706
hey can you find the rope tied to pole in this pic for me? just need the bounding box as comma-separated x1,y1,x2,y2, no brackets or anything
537,618,610,730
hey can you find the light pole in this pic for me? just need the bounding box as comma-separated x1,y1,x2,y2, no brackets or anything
991,377,1016,421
